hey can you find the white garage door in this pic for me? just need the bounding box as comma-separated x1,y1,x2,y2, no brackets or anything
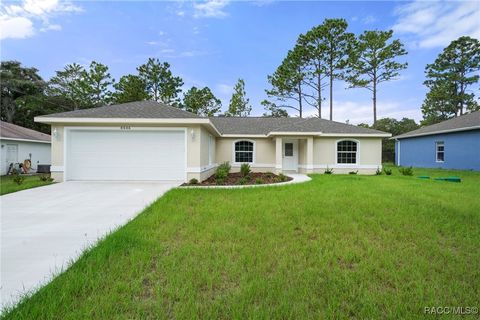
66,129,185,181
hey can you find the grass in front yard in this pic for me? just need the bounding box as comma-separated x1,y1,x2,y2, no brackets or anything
3,167,480,319
0,175,53,196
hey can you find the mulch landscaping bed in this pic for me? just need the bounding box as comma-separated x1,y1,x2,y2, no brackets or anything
182,172,293,186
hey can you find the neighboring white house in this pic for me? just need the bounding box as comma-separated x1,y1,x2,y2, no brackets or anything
0,121,51,175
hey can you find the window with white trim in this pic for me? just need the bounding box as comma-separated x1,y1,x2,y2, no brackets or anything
234,140,254,163
436,141,444,162
337,140,358,164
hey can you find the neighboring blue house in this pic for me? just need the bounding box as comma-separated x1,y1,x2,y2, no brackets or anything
393,111,480,171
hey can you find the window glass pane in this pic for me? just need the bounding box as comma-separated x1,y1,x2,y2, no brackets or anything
437,152,444,161
285,143,293,156
337,141,357,164
235,141,254,163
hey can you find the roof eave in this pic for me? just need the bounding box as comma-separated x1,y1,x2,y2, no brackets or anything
267,131,323,137
320,133,391,138
0,137,51,144
34,117,211,125
391,125,480,140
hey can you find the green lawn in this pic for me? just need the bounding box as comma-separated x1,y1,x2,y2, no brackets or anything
3,166,480,319
0,175,53,196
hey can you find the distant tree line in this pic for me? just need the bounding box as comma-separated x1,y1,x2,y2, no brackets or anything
1,21,478,139
263,18,408,124
0,58,252,133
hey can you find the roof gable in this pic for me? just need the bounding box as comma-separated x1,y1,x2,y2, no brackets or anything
35,100,390,136
394,111,480,139
37,101,200,119
210,117,387,136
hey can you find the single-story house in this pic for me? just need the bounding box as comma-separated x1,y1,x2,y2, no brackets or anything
34,101,390,182
0,121,51,175
392,111,480,171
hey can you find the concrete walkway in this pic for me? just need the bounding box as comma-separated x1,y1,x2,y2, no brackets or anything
0,181,179,309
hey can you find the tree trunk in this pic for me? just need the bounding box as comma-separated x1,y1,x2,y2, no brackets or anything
298,84,303,118
317,72,322,118
373,77,377,125
329,73,333,121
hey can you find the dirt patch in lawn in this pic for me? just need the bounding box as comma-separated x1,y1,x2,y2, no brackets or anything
182,172,292,186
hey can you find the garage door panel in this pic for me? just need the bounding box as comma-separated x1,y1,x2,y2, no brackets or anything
66,129,185,181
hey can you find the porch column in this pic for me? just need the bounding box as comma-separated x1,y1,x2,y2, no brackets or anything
275,137,282,174
307,137,314,173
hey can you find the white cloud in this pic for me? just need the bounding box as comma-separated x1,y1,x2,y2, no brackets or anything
194,0,229,18
362,15,376,24
0,0,82,40
251,0,275,7
216,83,234,96
392,0,480,49
0,16,34,39
40,23,61,32
176,10,185,17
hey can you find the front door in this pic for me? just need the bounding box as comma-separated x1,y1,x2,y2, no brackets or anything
282,140,298,171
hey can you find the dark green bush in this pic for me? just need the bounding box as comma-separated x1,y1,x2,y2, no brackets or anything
278,173,288,182
384,168,393,175
238,177,249,185
349,171,358,175
189,178,198,185
399,166,414,176
215,162,231,184
265,171,273,179
375,167,382,175
39,175,54,182
240,163,251,177
324,166,333,174
13,174,25,185
255,178,263,184
217,162,231,174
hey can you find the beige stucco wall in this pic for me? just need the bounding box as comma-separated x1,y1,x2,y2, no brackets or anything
48,122,383,182
49,123,210,182
310,137,382,174
215,137,276,172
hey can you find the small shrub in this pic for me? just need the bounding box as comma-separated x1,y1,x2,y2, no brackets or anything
384,168,392,175
217,162,231,174
399,166,414,176
278,173,288,182
349,171,358,175
215,162,231,184
39,175,54,182
255,178,263,184
13,174,25,185
265,171,273,178
324,166,333,174
375,167,382,175
238,177,249,185
240,163,251,177
189,178,198,185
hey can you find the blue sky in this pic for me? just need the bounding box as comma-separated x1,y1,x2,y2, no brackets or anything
1,0,479,124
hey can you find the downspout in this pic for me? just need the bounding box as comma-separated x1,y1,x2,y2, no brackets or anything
397,139,401,166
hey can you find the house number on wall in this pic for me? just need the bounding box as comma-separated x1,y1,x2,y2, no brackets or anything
120,126,131,130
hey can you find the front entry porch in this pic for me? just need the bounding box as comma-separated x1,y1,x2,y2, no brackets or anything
275,136,314,174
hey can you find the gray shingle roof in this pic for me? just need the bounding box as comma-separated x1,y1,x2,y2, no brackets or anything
38,100,389,136
393,111,480,139
210,117,387,135
0,121,51,142
38,101,200,119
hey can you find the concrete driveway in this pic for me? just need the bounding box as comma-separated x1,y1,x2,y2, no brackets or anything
0,181,179,309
